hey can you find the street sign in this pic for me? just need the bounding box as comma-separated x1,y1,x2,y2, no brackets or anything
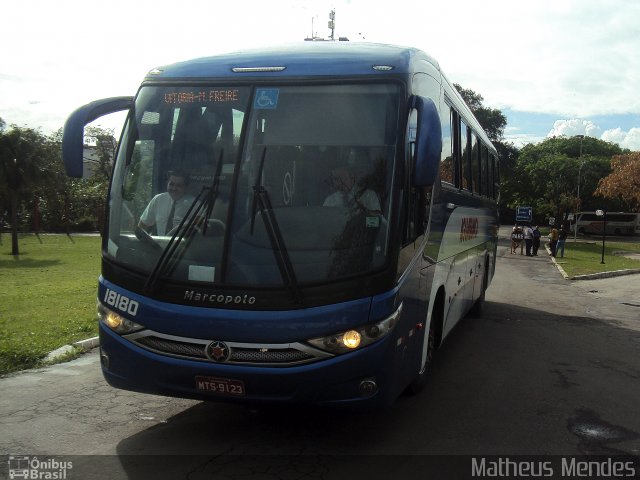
516,206,532,223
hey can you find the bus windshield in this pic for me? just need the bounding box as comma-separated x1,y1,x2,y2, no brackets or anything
107,83,400,288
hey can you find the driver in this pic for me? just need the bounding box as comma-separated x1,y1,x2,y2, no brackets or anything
323,164,381,214
138,170,194,235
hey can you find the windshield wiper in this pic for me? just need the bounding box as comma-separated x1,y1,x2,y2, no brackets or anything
251,147,302,304
144,151,225,294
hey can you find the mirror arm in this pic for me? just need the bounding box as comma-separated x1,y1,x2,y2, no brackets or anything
62,96,133,177
411,95,442,187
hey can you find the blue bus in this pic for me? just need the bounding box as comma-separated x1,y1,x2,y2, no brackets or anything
62,43,499,407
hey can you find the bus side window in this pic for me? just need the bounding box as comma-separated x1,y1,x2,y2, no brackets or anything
492,154,500,199
481,145,488,197
460,120,470,191
404,108,419,244
487,152,496,198
439,107,455,185
471,134,479,194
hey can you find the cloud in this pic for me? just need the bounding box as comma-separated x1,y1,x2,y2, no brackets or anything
601,127,640,151
546,119,640,151
503,130,547,148
2,0,639,142
547,119,601,138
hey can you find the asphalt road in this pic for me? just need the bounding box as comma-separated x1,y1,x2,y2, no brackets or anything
1,233,639,479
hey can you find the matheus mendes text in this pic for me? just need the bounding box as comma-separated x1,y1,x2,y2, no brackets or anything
471,457,637,477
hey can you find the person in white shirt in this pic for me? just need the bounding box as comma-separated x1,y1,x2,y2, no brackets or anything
139,171,195,235
523,224,534,256
323,165,381,214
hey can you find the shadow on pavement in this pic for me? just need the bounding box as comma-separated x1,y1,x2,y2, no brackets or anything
107,301,640,478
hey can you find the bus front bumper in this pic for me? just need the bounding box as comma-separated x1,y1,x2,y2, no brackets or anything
98,324,400,408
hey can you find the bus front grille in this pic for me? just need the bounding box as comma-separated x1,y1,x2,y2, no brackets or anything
135,336,206,359
126,331,329,367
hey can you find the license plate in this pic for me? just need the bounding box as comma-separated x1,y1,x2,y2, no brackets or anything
195,376,245,396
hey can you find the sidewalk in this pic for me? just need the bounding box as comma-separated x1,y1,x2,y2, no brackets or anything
498,226,640,332
499,225,640,281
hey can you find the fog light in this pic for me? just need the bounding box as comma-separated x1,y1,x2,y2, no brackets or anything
100,348,110,368
359,378,378,397
342,330,361,349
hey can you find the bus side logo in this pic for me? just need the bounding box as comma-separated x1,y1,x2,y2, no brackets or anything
460,217,479,242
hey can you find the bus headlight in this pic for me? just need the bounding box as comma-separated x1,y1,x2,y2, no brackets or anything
97,303,144,334
307,303,402,355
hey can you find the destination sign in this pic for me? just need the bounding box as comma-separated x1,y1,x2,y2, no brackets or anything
164,89,240,105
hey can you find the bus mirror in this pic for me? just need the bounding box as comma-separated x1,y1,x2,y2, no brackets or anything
412,95,442,187
62,96,133,178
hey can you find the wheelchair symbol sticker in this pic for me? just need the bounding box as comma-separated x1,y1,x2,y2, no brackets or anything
254,89,279,109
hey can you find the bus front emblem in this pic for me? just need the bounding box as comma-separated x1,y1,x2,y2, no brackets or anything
206,341,230,362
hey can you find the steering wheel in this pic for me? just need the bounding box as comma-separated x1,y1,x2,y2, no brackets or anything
166,218,226,237
134,226,162,250
204,218,226,235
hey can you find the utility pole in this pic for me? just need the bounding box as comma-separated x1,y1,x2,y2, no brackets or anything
328,9,335,40
574,134,584,243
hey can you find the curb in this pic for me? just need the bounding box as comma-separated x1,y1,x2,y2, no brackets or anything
73,336,100,350
44,336,100,363
570,268,640,281
545,245,640,281
545,245,570,279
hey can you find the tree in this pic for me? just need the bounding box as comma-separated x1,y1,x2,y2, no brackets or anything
76,127,117,234
0,126,50,254
84,126,117,182
454,84,507,143
508,136,624,225
454,84,516,221
595,152,640,210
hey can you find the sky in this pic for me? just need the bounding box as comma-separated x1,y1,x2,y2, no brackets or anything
1,0,639,150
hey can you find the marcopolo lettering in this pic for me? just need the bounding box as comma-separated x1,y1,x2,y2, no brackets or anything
185,290,256,305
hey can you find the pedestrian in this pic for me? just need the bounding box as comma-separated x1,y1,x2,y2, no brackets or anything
556,225,568,258
523,224,534,256
511,225,524,254
532,225,541,256
549,226,559,257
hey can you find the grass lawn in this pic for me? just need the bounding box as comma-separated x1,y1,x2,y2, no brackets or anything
553,239,640,277
0,233,101,375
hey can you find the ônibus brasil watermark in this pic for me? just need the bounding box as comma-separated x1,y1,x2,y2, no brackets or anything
8,456,72,479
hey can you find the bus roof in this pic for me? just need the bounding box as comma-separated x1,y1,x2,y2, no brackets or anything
144,42,441,80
